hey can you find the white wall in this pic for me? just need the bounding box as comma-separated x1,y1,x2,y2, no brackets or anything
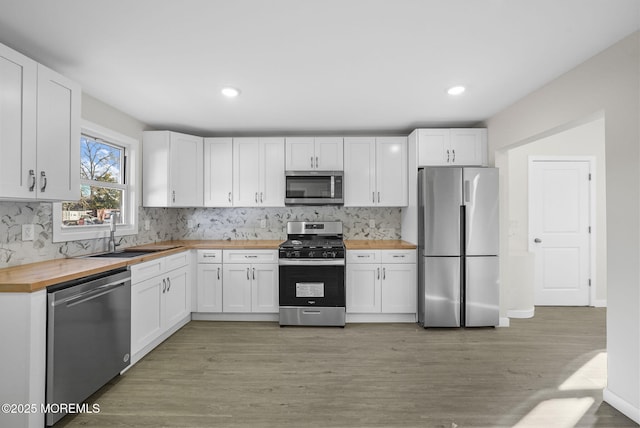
507,118,607,306
484,32,640,422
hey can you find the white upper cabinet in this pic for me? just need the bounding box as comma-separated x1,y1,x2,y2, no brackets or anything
204,138,233,207
0,43,80,201
233,137,284,207
416,128,487,166
143,131,203,207
285,137,343,171
344,136,407,207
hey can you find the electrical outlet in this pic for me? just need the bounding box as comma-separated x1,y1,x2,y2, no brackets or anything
187,220,194,229
260,219,267,228
144,219,151,231
22,224,35,241
369,219,375,228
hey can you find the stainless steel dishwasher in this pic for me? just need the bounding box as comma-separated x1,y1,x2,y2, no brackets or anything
46,267,131,426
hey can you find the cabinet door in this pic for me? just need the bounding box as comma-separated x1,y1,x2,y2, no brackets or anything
346,263,381,313
0,44,37,199
131,277,163,355
233,138,261,206
344,137,376,207
381,263,417,314
285,137,315,170
197,264,223,312
376,137,407,206
204,138,233,207
260,137,285,207
36,64,81,201
449,129,487,166
222,264,252,312
163,266,190,329
169,132,203,207
251,264,279,313
417,129,450,166
315,137,343,170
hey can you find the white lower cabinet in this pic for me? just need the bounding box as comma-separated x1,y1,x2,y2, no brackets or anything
346,249,417,321
196,250,223,312
222,250,279,313
131,251,191,364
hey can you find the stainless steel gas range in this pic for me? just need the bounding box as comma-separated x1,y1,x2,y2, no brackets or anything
278,221,346,327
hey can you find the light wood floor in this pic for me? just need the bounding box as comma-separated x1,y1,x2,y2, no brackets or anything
58,307,636,427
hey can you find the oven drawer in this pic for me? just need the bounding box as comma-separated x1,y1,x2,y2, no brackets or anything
279,264,345,307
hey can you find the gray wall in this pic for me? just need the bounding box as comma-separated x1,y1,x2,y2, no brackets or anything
484,32,640,421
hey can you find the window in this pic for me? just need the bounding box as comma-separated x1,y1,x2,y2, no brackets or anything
53,120,138,242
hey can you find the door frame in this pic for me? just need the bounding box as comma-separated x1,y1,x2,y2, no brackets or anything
527,156,597,306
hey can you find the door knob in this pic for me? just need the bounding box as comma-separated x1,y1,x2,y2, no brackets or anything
534,238,542,243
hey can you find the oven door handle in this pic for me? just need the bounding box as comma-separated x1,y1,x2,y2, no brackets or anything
278,259,345,266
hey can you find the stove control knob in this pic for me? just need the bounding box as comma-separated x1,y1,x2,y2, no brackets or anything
308,251,315,258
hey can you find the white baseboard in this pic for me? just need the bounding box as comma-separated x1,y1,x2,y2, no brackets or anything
127,315,191,368
603,388,640,424
346,313,417,323
191,313,279,322
507,308,535,319
499,317,510,327
591,299,607,308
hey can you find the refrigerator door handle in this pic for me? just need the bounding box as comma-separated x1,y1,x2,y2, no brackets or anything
464,180,471,203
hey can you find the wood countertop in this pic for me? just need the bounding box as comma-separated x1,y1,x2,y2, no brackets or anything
344,240,417,250
0,239,416,293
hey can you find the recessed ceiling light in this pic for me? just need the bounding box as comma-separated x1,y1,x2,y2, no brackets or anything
221,87,240,98
447,86,466,96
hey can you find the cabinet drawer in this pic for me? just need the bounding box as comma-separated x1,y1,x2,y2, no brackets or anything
165,251,190,271
347,250,381,264
223,250,279,264
131,258,165,284
197,249,222,264
381,250,417,264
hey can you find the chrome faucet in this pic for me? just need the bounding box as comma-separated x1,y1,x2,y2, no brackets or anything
108,213,119,252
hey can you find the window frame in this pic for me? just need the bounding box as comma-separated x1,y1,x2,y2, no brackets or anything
53,120,139,243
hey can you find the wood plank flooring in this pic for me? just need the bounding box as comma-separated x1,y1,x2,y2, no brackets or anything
58,307,637,427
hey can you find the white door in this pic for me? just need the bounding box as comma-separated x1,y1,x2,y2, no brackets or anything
381,263,417,314
376,137,407,206
204,138,233,207
315,137,343,170
344,137,376,206
285,137,315,170
169,132,203,207
259,137,285,207
251,264,279,313
233,138,261,206
530,160,591,305
197,264,223,313
163,267,189,329
346,263,381,313
223,264,252,312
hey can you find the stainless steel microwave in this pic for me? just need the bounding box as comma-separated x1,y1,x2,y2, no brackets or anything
285,171,344,205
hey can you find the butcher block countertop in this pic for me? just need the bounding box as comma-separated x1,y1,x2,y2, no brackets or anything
344,240,417,250
0,239,415,293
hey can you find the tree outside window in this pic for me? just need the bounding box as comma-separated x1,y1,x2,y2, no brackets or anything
62,135,126,227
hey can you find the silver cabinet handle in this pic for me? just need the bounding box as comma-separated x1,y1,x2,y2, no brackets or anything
534,238,542,243
383,267,386,280
446,149,450,163
217,267,220,280
252,267,255,280
260,192,263,203
315,156,319,168
28,169,36,192
452,149,456,163
377,267,380,280
255,192,258,203
372,192,375,203
40,171,47,192
246,267,250,280
172,190,176,203
311,156,314,168
162,278,167,293
228,192,232,203
378,192,380,203
167,277,171,292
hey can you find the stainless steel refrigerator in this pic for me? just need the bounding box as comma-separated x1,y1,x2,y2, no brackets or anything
418,167,499,327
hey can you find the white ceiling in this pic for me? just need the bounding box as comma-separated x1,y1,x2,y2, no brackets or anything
0,0,638,136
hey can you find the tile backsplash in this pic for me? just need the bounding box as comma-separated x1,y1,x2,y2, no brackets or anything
0,202,401,267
